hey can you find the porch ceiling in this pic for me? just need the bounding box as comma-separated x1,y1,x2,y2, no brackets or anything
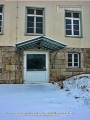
16,36,66,52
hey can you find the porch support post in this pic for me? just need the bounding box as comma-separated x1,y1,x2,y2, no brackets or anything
52,50,59,69
17,49,20,69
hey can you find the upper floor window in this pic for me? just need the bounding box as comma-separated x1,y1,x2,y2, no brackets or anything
65,11,81,37
68,53,80,68
26,7,44,35
0,6,3,34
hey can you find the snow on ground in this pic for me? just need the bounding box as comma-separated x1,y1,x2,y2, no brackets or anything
63,74,90,106
0,74,90,120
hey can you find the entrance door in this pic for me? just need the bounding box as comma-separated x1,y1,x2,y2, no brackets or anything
24,51,49,83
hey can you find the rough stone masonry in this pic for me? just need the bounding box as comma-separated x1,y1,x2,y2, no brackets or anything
0,46,90,84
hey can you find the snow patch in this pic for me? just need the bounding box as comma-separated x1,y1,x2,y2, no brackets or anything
63,74,90,107
0,74,90,120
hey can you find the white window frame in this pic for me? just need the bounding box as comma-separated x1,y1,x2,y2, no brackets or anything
26,7,44,35
0,6,3,34
65,11,81,37
68,53,80,68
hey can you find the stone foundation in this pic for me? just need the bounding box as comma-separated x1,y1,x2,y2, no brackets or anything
50,48,90,82
0,46,23,84
0,46,90,84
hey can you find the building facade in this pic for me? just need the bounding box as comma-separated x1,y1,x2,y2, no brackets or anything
0,0,90,84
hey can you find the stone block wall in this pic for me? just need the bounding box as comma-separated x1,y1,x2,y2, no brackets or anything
0,46,23,84
0,46,90,84
50,48,90,82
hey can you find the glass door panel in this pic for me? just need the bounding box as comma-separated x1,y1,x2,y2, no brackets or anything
27,54,46,71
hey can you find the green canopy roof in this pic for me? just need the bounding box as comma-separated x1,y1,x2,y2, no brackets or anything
16,36,66,52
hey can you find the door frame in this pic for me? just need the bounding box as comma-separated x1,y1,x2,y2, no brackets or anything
23,51,49,83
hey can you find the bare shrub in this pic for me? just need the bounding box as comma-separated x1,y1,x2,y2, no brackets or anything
53,75,65,89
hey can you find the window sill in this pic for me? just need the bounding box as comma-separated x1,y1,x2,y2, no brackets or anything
65,35,83,38
66,68,83,72
25,33,45,36
0,33,3,35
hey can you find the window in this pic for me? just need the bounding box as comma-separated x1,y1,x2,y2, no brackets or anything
26,8,44,35
27,54,46,71
0,6,3,34
68,53,80,68
65,11,81,37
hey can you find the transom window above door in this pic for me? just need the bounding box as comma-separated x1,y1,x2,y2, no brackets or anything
26,7,44,35
65,11,82,37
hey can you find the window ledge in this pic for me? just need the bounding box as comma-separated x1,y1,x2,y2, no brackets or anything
66,68,83,72
25,33,45,36
0,33,3,35
65,35,83,38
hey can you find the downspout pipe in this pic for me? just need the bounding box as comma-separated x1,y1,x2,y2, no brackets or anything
16,0,18,43
15,0,19,83
16,0,20,69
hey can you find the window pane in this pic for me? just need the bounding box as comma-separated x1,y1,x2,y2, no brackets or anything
36,28,43,34
0,7,2,13
68,54,72,58
68,54,72,67
73,13,79,18
27,22,34,27
66,19,71,24
74,25,79,30
0,21,2,26
73,20,79,35
27,16,34,22
36,10,43,15
0,27,1,32
36,17,43,22
36,23,42,28
65,12,71,17
36,17,43,33
27,54,46,70
27,17,34,28
68,63,72,67
74,54,78,64
68,54,72,62
68,59,72,62
74,63,78,66
27,28,34,33
73,20,79,24
66,30,72,35
74,54,78,58
74,30,79,35
27,9,34,14
0,15,2,20
74,59,78,62
66,25,71,29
